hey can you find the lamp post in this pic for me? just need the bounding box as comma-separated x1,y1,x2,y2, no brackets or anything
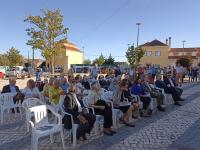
82,46,85,64
136,23,141,48
182,40,186,56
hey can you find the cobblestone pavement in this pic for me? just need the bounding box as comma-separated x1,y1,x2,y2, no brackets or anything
0,83,199,150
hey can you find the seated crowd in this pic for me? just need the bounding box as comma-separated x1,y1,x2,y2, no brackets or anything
1,71,185,142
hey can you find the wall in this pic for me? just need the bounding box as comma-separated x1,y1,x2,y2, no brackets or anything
140,46,169,67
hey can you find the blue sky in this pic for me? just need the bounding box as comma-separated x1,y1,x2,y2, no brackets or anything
0,0,200,61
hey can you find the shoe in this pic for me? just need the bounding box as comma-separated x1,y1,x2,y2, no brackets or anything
174,102,182,106
157,106,165,112
126,123,135,127
103,131,113,136
178,98,185,101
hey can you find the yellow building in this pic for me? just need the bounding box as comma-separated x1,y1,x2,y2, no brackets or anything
54,42,83,73
140,39,170,67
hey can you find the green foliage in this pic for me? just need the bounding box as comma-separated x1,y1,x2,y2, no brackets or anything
83,59,92,64
25,9,68,73
0,54,9,66
6,47,23,67
176,57,192,68
104,54,115,66
93,53,105,66
126,45,145,69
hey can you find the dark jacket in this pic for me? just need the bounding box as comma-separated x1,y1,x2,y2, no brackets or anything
155,80,168,90
63,93,80,118
1,85,20,94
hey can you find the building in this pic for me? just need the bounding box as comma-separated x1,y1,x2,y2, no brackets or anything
54,42,84,73
140,39,170,67
168,48,200,66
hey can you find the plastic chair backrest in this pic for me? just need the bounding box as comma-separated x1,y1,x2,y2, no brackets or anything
82,96,90,108
28,105,49,127
0,93,15,108
22,98,42,109
102,91,113,101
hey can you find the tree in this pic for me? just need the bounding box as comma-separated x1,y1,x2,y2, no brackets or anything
93,53,105,66
25,9,68,74
176,57,192,68
83,59,92,64
0,54,9,66
126,45,145,69
6,47,23,67
104,54,115,66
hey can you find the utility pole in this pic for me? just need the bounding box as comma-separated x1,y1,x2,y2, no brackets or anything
136,23,141,48
182,40,186,56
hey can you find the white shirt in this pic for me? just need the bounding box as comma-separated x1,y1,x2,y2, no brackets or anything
176,66,184,74
22,87,40,99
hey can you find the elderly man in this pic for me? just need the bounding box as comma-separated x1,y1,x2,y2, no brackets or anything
155,74,182,106
141,74,165,111
1,77,24,112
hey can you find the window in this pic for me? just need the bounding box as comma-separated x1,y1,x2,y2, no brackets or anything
155,50,161,56
145,51,152,56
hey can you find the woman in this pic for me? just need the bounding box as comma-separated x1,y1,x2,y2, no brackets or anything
87,81,115,136
131,78,151,117
63,82,96,140
43,77,54,98
22,79,40,99
49,79,66,106
113,80,138,127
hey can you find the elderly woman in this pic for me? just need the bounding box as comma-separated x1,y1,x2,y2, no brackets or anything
22,79,40,99
49,79,66,106
63,81,96,140
87,81,115,136
113,80,138,127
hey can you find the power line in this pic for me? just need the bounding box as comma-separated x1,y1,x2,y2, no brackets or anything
81,0,132,41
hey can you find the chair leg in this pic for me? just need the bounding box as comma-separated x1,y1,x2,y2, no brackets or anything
27,122,29,132
50,134,53,143
60,128,66,150
32,134,38,150
1,109,3,124
94,121,98,135
72,125,77,148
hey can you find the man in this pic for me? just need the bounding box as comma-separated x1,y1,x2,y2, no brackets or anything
141,74,165,112
163,74,184,100
1,77,24,112
155,74,182,106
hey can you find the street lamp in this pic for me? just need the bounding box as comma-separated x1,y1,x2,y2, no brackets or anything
136,23,141,48
182,40,186,56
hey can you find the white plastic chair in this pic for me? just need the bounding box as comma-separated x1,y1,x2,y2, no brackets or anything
101,91,122,127
60,104,78,148
28,105,65,150
22,98,44,132
0,93,22,124
82,96,103,135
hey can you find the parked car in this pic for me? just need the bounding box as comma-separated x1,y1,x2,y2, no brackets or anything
5,67,27,78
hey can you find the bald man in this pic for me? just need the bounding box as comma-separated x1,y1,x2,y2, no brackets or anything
1,77,22,113
1,77,20,94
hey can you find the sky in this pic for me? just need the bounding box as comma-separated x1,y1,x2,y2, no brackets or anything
0,0,200,61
